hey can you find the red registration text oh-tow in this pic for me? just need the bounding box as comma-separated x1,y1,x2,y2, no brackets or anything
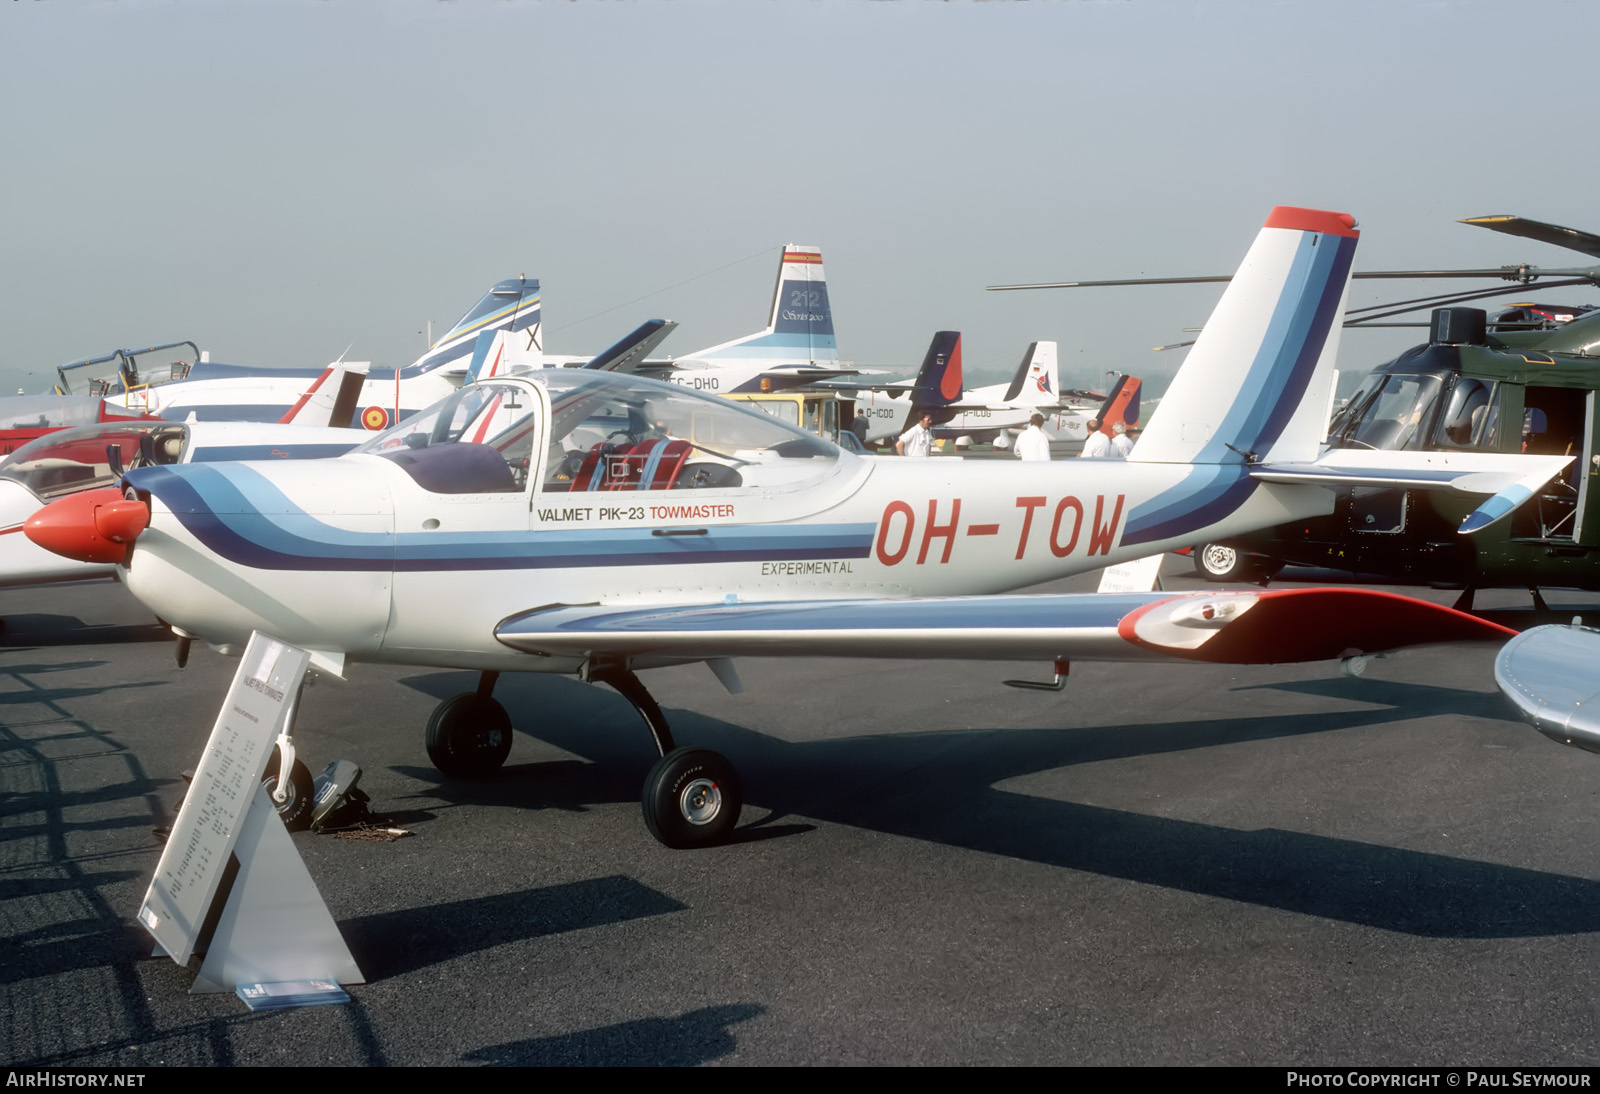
874,495,1126,566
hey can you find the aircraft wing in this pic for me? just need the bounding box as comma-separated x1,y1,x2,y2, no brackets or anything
1495,623,1600,755
496,588,1509,665
658,363,871,385
1251,450,1572,533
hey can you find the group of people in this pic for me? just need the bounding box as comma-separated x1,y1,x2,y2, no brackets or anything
1014,413,1134,461
891,411,1135,460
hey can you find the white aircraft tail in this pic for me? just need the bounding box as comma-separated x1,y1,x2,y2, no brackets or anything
1129,207,1358,466
680,245,836,365
1000,341,1060,408
277,360,371,427
408,278,541,375
464,328,543,383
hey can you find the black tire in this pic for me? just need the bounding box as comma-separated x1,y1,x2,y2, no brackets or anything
1194,543,1272,583
641,747,741,849
425,692,513,777
262,755,314,832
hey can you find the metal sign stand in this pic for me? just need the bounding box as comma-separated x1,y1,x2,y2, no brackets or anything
137,631,362,997
190,783,363,994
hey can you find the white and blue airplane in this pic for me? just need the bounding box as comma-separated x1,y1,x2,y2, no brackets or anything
25,207,1558,848
70,244,851,430
566,243,865,395
70,279,543,429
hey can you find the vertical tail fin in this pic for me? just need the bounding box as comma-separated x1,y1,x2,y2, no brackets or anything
1000,341,1059,407
277,360,372,427
905,331,963,432
1129,207,1358,465
1097,375,1141,431
407,278,541,375
681,245,836,364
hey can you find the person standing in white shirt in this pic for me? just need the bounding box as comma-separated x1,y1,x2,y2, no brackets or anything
896,413,935,457
1079,418,1112,458
1015,413,1051,461
1110,420,1134,458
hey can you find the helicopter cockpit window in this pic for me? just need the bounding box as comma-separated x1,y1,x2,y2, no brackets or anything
1341,373,1444,451
1437,378,1493,448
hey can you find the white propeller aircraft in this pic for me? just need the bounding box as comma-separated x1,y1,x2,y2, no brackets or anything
24,207,1564,848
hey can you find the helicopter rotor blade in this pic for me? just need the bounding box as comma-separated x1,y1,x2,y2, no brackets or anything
1345,279,1595,318
988,275,1233,290
1345,278,1595,325
1461,216,1600,261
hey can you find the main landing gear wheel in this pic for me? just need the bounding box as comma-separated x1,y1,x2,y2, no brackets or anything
642,747,742,849
1196,543,1246,581
1194,543,1281,584
262,755,314,832
425,692,513,777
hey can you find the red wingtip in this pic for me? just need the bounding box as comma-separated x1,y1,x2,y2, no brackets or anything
1264,206,1359,238
24,487,149,565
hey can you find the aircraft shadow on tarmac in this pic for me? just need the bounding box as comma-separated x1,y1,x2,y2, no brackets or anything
0,616,174,649
341,876,687,981
393,669,1600,941
460,1004,763,1067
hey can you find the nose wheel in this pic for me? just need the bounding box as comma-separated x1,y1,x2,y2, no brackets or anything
261,755,314,831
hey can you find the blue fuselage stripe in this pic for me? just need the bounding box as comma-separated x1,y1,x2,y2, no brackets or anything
125,463,875,573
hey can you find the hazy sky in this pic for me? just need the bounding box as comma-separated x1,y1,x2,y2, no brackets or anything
5,0,1598,397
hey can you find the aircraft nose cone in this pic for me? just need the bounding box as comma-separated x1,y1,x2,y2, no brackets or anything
25,487,150,564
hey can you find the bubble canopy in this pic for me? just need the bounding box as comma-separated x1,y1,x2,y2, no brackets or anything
357,369,841,494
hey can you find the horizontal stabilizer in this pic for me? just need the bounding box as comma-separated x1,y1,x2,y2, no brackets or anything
1251,450,1571,532
496,588,1509,665
585,319,679,372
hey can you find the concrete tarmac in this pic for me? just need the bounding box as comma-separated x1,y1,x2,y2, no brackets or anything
2,566,1598,1066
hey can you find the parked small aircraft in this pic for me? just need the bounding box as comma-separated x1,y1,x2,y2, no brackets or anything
0,360,371,589
0,418,363,589
0,395,164,457
25,207,1567,849
54,281,542,429
848,333,1133,447
580,244,867,394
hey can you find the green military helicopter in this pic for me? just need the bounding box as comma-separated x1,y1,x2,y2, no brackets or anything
994,215,1600,606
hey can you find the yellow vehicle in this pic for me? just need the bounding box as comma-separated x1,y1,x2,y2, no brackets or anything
726,390,867,452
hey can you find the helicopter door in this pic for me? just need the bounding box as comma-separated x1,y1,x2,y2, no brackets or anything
1516,386,1590,542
